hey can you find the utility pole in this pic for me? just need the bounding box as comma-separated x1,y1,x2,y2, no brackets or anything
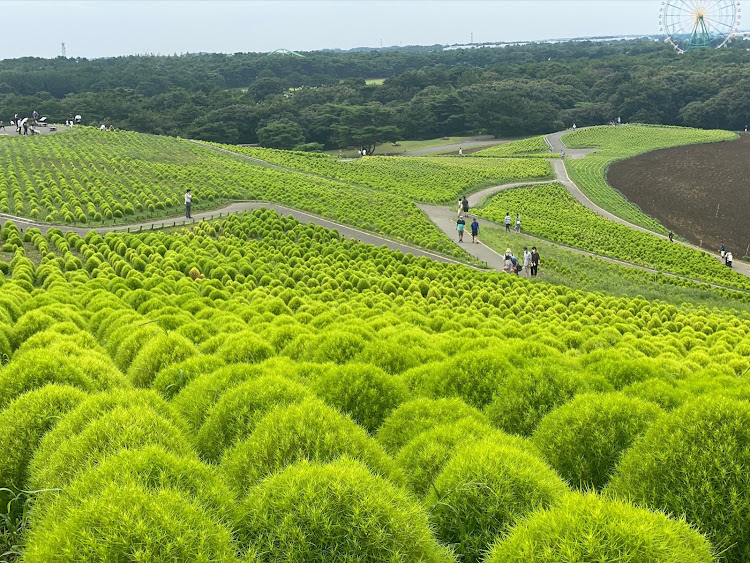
61,42,66,57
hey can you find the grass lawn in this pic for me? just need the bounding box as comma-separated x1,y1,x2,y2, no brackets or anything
480,226,750,315
325,136,482,157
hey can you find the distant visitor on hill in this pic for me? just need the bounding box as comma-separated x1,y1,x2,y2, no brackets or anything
505,213,511,232
458,147,463,156
515,213,521,234
185,189,192,219
668,231,674,243
726,251,733,268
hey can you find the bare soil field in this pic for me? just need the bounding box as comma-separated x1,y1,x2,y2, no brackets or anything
608,134,750,258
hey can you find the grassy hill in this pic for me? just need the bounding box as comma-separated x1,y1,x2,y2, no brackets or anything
1,125,750,561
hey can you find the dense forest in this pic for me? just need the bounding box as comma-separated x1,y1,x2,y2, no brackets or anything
2,39,750,149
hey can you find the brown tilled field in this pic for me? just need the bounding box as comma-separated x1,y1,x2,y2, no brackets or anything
608,135,750,258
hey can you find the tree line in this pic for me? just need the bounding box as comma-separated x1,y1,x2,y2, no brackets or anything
1,39,749,150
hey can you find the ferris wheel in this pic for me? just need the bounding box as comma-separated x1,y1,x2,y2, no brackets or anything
659,1,742,53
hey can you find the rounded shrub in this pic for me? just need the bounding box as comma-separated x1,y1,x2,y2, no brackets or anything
0,384,87,511
28,404,193,490
22,484,239,563
215,329,274,364
196,375,312,462
0,348,125,410
150,354,226,399
532,393,662,490
172,362,297,432
29,445,237,529
418,348,510,409
127,332,197,387
485,365,610,436
239,458,453,562
622,377,691,411
396,418,537,497
607,395,750,563
312,363,410,433
427,437,568,563
376,397,489,455
222,398,402,497
485,493,714,563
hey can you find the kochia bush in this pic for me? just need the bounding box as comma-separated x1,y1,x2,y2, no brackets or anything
607,396,750,563
221,398,402,497
127,332,197,387
22,484,239,563
485,493,714,563
376,397,490,455
29,403,192,490
0,384,87,511
532,393,663,490
312,363,410,433
427,437,568,563
239,459,453,562
196,375,312,462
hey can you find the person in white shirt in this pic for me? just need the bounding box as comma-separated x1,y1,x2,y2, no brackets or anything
100,124,106,131
726,252,733,268
185,189,192,219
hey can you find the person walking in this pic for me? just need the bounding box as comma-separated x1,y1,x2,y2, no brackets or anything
726,251,733,268
22,121,28,135
514,213,521,234
185,189,192,219
461,196,469,214
668,231,674,243
470,217,479,244
456,215,466,243
530,247,540,277
720,244,726,258
523,247,531,276
458,147,463,156
504,212,511,232
0,120,5,131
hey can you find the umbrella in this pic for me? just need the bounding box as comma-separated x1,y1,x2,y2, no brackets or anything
75,115,81,120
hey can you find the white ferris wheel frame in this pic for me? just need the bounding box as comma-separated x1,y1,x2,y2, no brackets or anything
659,0,742,53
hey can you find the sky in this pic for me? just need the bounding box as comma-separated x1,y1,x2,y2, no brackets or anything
7,1,663,59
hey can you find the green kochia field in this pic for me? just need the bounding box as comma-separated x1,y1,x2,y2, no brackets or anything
0,129,471,260
1,211,750,561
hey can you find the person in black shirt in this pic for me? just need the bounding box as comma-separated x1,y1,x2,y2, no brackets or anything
530,247,540,277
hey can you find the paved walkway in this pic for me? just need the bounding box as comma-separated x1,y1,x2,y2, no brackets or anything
545,129,598,159
0,203,466,267
1,127,747,285
403,136,513,156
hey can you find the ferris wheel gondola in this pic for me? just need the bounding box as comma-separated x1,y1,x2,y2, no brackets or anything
659,0,741,53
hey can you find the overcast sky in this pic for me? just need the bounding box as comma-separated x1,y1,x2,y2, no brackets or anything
9,1,662,59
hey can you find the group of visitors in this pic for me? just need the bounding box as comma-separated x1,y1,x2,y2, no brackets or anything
504,212,521,234
65,115,82,127
455,215,479,244
455,198,541,276
503,246,540,277
720,244,734,268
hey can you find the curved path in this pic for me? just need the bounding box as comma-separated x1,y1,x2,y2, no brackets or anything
1,128,747,285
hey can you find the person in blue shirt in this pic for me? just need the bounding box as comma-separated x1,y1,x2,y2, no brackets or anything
456,215,466,243
470,217,479,244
